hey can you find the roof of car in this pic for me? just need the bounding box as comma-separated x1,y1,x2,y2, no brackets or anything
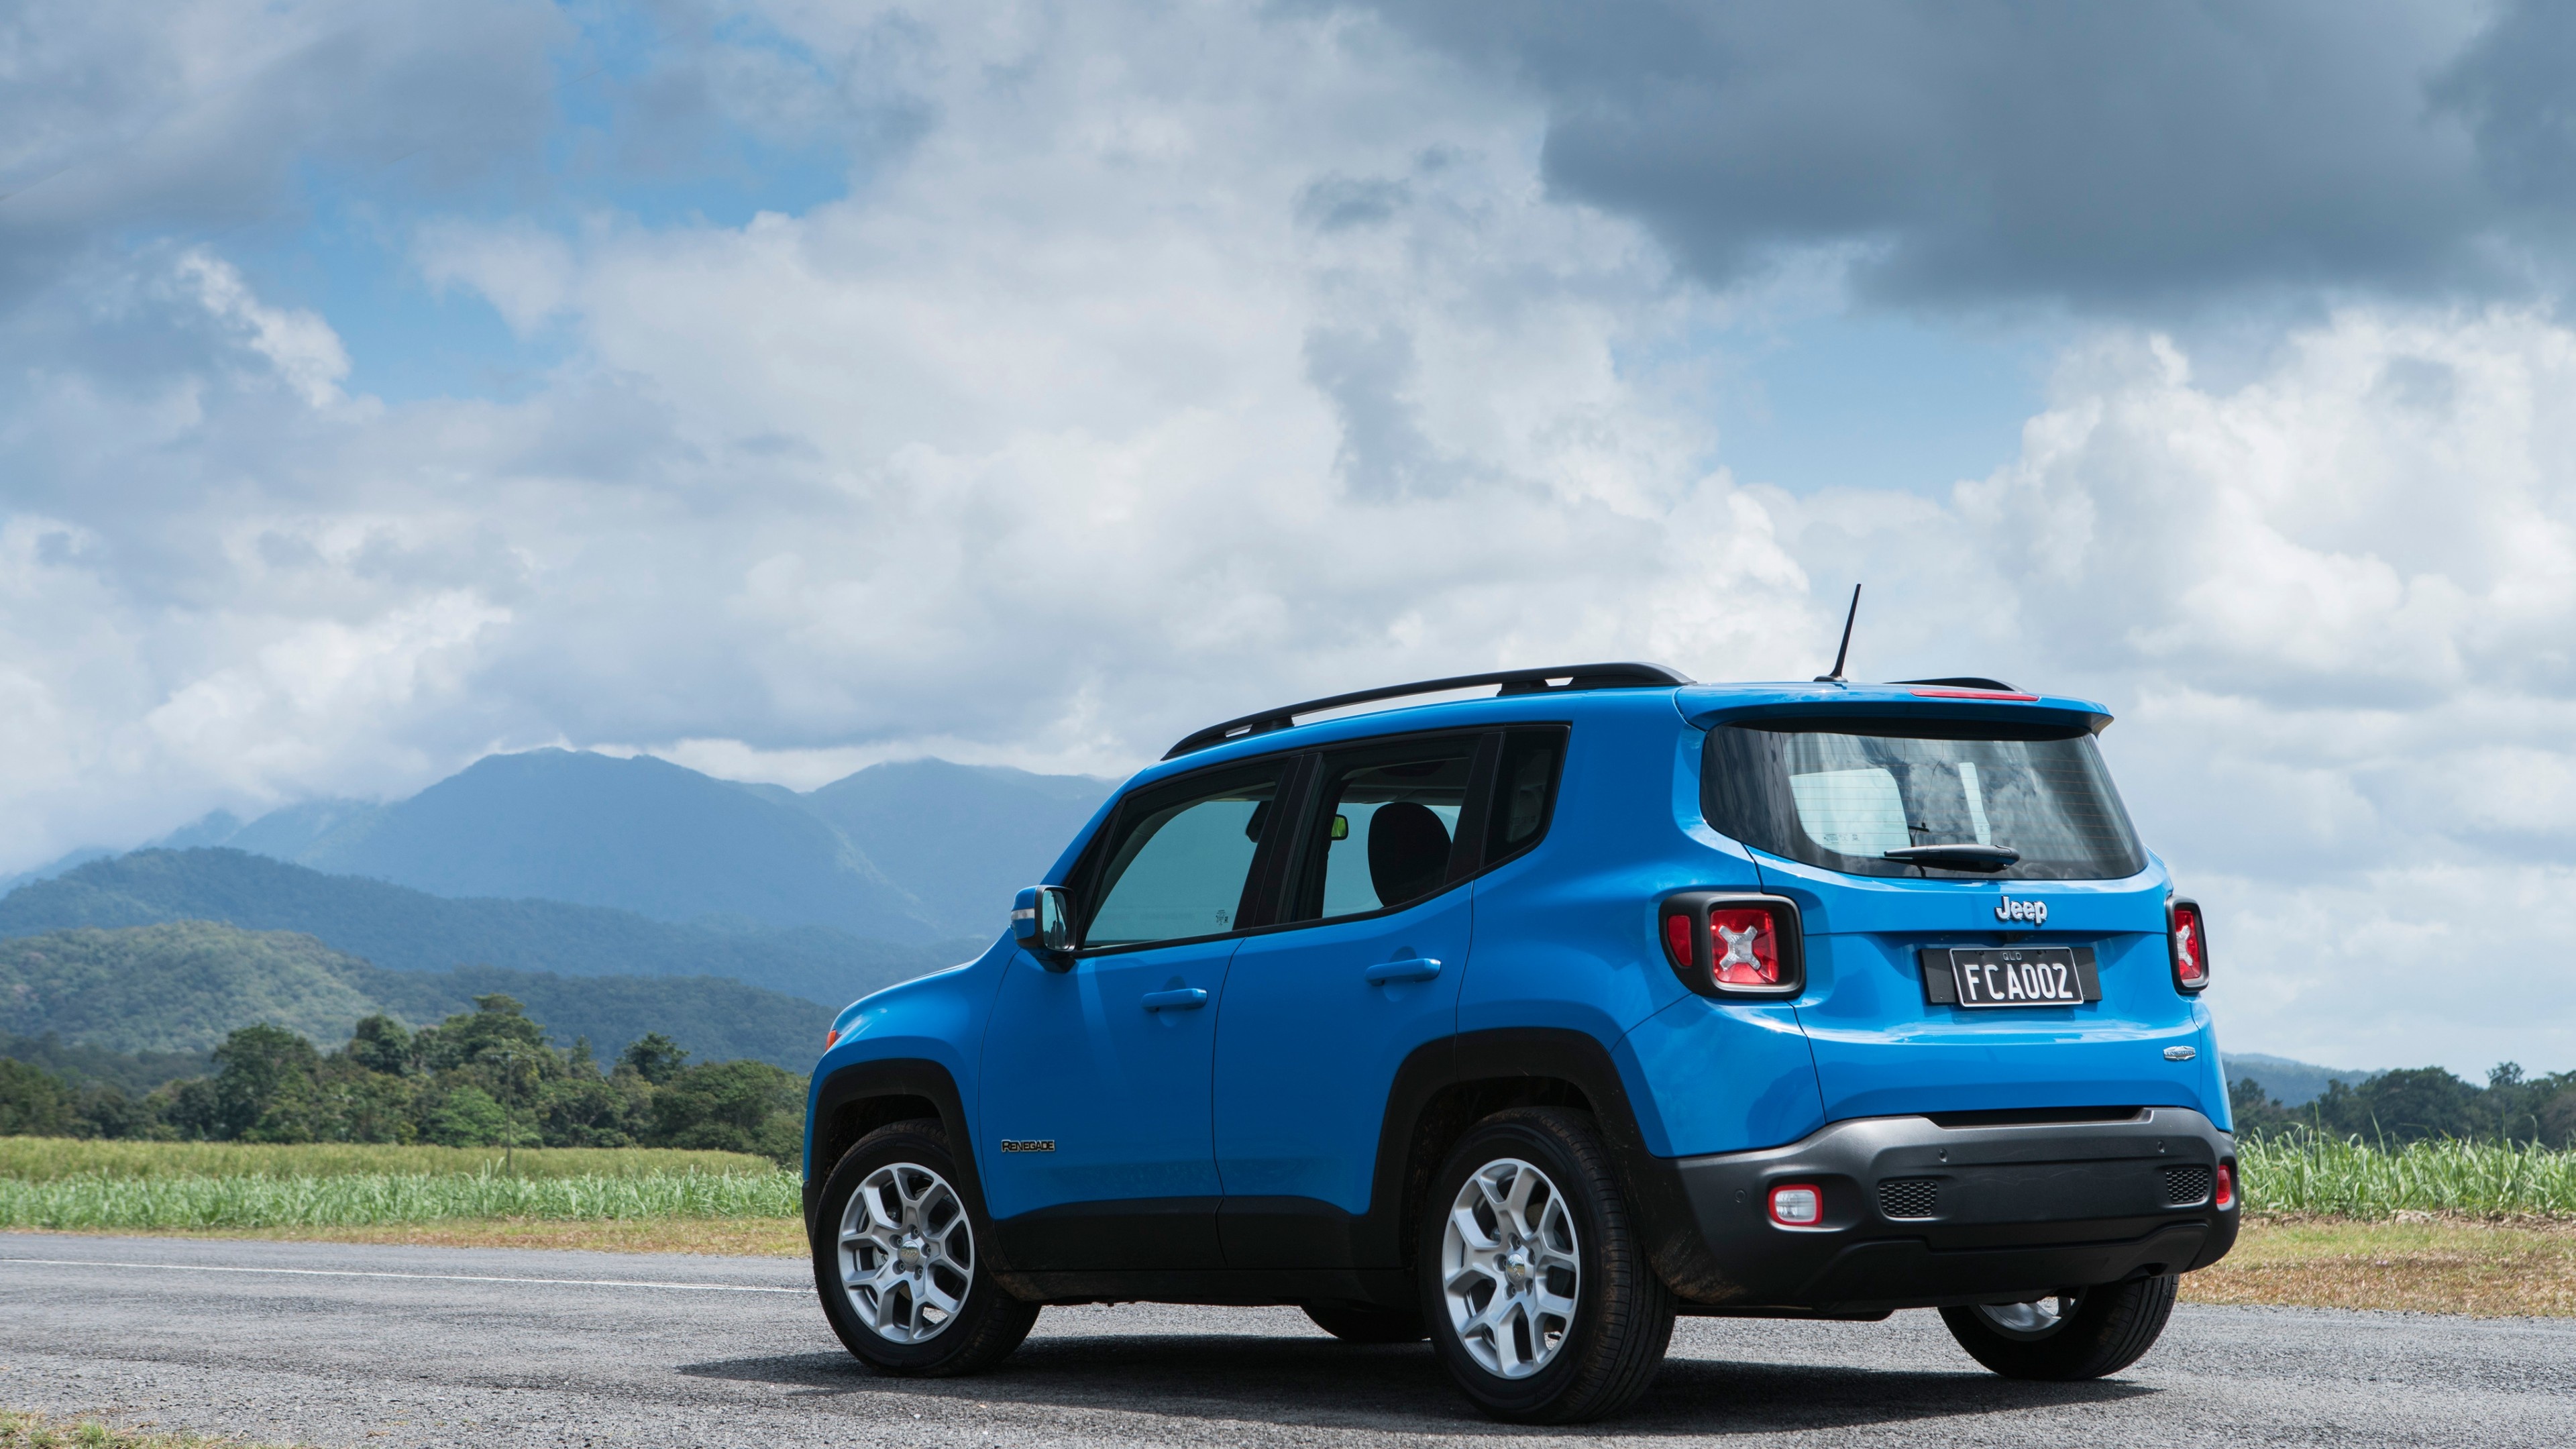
1144,665,2113,785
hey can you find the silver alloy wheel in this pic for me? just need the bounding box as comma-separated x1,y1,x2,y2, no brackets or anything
838,1161,973,1344
1973,1292,2081,1340
1440,1157,1580,1380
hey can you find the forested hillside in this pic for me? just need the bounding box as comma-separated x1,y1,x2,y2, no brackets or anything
0,849,959,1008
0,922,831,1067
45,749,1115,942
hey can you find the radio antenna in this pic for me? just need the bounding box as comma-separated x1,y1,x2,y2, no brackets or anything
1815,584,1862,683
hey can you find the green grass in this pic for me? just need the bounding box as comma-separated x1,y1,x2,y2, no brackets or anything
2241,1134,2576,1218
0,1169,800,1230
0,1138,777,1182
0,1137,798,1232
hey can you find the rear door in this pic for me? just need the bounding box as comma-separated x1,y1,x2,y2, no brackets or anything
1212,731,1487,1265
1702,716,2202,1120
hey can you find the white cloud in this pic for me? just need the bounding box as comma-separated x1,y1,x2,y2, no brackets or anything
176,251,351,406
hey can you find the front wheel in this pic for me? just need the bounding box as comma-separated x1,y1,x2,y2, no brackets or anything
811,1120,1038,1376
1938,1274,2178,1380
1418,1108,1675,1424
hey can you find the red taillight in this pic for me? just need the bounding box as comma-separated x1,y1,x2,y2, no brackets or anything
2169,900,2209,991
1707,908,1782,987
1768,1183,1823,1227
2214,1162,2235,1210
1662,913,1697,971
1658,893,1804,998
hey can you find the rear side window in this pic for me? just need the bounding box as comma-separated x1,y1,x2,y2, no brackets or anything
1286,737,1480,923
1485,728,1565,865
1083,761,1289,947
1703,717,2145,881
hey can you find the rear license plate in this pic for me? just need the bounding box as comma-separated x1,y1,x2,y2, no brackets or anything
1945,948,2095,1008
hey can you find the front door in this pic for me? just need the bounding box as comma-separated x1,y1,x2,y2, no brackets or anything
977,756,1291,1270
1214,733,1483,1267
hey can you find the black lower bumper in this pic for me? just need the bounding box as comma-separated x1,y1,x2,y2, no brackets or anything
1648,1107,2237,1313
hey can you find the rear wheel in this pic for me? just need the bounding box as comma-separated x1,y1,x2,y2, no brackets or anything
1303,1301,1427,1342
811,1120,1038,1376
1938,1274,2178,1380
1418,1108,1674,1423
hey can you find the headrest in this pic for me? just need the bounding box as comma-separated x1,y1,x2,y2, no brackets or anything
1366,800,1451,908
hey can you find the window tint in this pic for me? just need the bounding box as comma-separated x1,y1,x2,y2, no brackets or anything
1289,739,1479,922
1084,763,1287,948
1703,718,2145,881
1485,729,1565,863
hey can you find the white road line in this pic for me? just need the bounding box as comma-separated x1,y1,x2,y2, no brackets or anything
0,1256,804,1293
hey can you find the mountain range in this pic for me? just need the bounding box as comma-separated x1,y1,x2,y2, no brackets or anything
13,751,1114,945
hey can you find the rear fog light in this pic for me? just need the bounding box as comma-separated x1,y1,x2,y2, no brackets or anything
1768,1183,1823,1228
2215,1163,2235,1210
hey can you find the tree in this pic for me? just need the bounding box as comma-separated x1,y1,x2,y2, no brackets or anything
2227,1076,2300,1138
208,1024,327,1142
343,1015,414,1077
618,1033,690,1085
648,1059,802,1165
0,1060,76,1136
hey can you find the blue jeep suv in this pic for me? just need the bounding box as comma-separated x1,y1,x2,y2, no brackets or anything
802,663,2233,1421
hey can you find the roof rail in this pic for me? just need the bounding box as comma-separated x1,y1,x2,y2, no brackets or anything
1163,662,1694,760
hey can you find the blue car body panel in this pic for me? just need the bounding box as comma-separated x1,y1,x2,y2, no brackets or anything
806,674,2231,1250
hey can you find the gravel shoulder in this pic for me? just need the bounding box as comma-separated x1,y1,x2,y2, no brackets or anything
9,1232,2576,1448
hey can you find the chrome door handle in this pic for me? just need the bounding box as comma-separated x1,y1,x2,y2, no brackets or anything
1364,957,1443,983
1140,987,1209,1011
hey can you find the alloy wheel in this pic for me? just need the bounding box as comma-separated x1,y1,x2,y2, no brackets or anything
1440,1157,1580,1379
838,1161,974,1343
1973,1291,2083,1341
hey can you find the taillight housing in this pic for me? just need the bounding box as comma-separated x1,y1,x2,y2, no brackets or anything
2168,898,2210,993
1660,892,1805,998
2214,1162,2236,1211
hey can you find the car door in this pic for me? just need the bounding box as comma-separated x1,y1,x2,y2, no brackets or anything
1213,731,1489,1267
978,756,1291,1271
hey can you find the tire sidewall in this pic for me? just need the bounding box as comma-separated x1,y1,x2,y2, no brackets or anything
1417,1114,1617,1416
810,1120,1009,1373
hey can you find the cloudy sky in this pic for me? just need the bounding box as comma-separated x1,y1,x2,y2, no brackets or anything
7,0,2576,1074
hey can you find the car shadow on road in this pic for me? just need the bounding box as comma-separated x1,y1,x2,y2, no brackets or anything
678,1334,2153,1436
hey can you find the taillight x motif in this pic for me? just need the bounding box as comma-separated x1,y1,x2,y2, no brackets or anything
1658,892,1804,998
2169,899,2210,992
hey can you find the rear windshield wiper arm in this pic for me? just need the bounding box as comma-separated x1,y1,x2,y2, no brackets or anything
1883,844,2021,873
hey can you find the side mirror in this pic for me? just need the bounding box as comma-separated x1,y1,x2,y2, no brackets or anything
1013,885,1077,969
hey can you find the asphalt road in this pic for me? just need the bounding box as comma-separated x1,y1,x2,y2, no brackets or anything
5,1233,2573,1448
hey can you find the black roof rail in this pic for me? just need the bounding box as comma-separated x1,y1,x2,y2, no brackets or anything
1163,662,1694,760
1895,676,2022,691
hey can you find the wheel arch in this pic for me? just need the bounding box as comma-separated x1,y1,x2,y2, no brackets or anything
1366,1028,1704,1291
807,1058,985,1236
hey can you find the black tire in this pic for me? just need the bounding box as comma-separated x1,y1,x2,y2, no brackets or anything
811,1119,1038,1377
1303,1301,1428,1342
1938,1275,2179,1380
1417,1108,1675,1424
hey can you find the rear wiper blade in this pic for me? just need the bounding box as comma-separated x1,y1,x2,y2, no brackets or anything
1883,844,2021,873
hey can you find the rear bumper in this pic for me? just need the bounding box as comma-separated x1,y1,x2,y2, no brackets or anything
1652,1107,2237,1313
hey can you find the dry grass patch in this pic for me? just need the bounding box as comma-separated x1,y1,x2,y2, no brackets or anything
0,1407,291,1448
23,1216,808,1257
2184,1214,2576,1316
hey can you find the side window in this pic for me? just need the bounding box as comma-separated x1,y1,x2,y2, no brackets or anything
1288,738,1479,923
1485,728,1566,865
1082,762,1288,949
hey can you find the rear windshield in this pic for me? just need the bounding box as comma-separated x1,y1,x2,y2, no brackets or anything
1701,716,2146,881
